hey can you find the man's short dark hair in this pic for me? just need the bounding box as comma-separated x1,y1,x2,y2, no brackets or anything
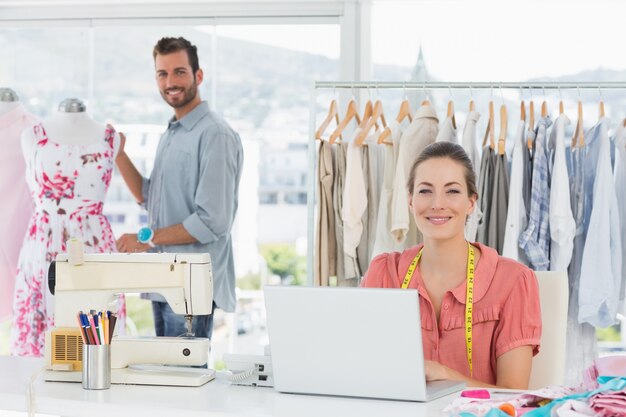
153,37,200,74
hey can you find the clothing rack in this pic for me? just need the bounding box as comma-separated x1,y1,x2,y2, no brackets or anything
306,80,626,285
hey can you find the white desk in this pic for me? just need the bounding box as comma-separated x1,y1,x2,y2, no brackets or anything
0,356,458,417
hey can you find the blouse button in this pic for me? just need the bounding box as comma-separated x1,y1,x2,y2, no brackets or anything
443,304,449,310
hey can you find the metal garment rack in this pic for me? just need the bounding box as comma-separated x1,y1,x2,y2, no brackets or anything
306,81,626,285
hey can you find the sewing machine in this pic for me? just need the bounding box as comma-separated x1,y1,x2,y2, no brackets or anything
43,252,216,387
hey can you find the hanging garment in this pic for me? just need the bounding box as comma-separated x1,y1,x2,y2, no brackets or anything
372,120,405,257
355,136,372,280
0,104,38,322
11,124,120,357
548,114,575,272
579,117,622,328
363,132,385,263
390,104,438,246
314,140,336,286
488,146,510,254
461,111,481,241
502,119,528,263
565,131,597,386
476,144,495,246
613,124,626,302
334,139,361,284
519,116,552,271
435,116,457,143
523,129,534,221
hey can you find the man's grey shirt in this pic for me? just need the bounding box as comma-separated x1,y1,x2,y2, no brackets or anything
141,101,243,312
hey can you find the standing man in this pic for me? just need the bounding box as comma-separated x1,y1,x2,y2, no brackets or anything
115,37,243,339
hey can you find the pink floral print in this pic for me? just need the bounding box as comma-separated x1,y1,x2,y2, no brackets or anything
11,124,125,357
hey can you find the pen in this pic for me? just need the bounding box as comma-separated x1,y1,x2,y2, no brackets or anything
88,314,100,345
76,313,87,344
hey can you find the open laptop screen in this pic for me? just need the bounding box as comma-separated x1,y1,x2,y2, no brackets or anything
264,286,464,402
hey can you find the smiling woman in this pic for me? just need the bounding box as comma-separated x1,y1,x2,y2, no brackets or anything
361,142,542,390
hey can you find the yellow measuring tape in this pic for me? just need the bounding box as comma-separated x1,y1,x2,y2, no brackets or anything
401,242,475,377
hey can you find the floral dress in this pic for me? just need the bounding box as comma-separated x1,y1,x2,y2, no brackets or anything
11,123,125,357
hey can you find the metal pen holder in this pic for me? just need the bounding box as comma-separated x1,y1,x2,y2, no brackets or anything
82,344,111,390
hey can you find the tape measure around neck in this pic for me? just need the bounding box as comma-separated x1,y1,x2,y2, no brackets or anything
402,242,475,377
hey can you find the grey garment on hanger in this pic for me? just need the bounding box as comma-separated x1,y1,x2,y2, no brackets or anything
314,141,336,286
522,130,534,220
334,140,360,285
476,145,495,246
488,151,510,254
565,143,597,385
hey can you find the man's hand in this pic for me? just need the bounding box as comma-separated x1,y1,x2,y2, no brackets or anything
116,233,150,253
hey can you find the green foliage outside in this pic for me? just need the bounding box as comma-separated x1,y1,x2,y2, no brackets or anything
259,244,306,286
597,325,621,342
237,272,262,290
125,294,156,336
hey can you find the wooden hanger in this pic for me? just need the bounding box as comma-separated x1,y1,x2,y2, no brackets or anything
315,99,340,141
599,100,605,119
379,99,411,145
482,101,495,149
356,100,387,145
571,100,584,148
498,104,507,155
469,99,475,112
447,100,456,129
541,100,548,118
520,100,526,122
559,100,564,115
395,99,413,124
328,99,361,145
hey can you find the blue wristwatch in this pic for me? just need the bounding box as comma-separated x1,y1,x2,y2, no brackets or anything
137,226,156,248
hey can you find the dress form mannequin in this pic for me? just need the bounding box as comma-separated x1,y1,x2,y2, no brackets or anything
40,98,105,145
0,87,38,323
0,88,20,116
11,98,123,357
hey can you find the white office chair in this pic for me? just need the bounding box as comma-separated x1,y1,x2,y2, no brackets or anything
528,271,569,389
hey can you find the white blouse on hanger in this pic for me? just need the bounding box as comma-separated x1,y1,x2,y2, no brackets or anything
502,119,528,263
548,113,576,272
462,111,481,241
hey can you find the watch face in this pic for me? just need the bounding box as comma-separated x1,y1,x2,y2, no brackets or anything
137,227,154,243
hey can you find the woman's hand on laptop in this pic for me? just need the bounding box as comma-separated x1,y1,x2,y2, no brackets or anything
425,360,455,381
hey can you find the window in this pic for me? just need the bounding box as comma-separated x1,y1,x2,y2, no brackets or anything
0,21,339,359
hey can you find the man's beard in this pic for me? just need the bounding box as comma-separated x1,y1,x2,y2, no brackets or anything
161,81,198,109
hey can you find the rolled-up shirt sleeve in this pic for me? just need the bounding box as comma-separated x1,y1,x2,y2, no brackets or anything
182,129,242,244
140,175,150,208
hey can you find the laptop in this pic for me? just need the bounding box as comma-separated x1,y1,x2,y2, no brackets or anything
264,286,465,402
